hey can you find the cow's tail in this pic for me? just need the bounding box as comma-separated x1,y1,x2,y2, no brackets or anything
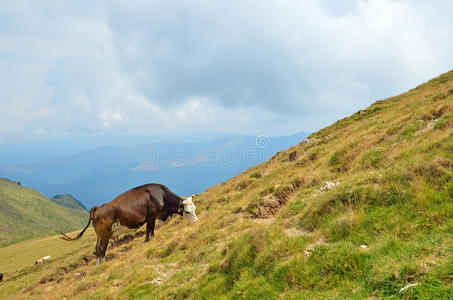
60,206,98,241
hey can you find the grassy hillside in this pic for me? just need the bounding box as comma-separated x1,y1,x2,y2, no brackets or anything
0,178,89,247
50,194,87,211
0,70,452,299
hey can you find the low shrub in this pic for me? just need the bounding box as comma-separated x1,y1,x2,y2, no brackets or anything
250,170,263,179
259,185,275,196
434,112,453,131
329,148,355,173
360,148,386,170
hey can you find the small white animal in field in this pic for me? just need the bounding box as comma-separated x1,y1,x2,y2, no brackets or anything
35,255,51,264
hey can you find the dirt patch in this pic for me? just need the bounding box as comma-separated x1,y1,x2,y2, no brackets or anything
110,231,145,247
81,255,94,264
119,245,133,253
76,271,86,280
284,227,310,237
40,267,71,284
143,277,164,285
415,119,438,135
288,151,298,161
251,195,282,218
422,104,452,120
249,180,303,219
253,217,276,225
39,243,126,286
39,253,96,285
141,262,179,286
105,253,118,262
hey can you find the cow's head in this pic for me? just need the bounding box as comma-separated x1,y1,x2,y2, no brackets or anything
180,195,198,223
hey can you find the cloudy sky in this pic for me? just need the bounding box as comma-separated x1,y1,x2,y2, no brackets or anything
1,0,452,144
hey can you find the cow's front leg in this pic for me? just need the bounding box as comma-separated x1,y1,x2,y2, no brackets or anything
95,235,102,264
145,215,156,242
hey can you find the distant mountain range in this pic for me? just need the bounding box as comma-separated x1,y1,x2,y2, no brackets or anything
0,178,88,247
50,194,87,210
0,132,309,208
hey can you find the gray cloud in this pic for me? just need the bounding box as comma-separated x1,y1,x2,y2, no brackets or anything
0,0,452,143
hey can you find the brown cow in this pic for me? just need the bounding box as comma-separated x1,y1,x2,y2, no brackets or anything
61,184,198,265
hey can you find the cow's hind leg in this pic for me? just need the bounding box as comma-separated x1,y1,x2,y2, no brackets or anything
145,215,156,242
97,236,110,264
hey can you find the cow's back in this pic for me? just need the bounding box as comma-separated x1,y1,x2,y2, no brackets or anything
105,185,154,228
110,185,150,207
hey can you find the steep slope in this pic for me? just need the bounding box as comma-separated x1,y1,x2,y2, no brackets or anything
50,194,86,210
0,178,89,247
1,71,452,299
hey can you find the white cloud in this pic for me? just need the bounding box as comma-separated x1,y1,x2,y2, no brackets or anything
0,0,452,143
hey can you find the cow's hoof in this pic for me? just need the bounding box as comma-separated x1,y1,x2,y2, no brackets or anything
144,239,149,243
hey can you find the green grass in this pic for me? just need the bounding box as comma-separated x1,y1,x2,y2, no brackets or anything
0,178,88,247
1,70,453,299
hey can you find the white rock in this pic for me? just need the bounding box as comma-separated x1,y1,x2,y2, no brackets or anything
360,244,367,249
427,119,438,129
315,181,340,193
399,283,419,293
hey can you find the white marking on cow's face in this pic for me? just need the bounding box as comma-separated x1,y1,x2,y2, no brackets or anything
182,196,198,223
